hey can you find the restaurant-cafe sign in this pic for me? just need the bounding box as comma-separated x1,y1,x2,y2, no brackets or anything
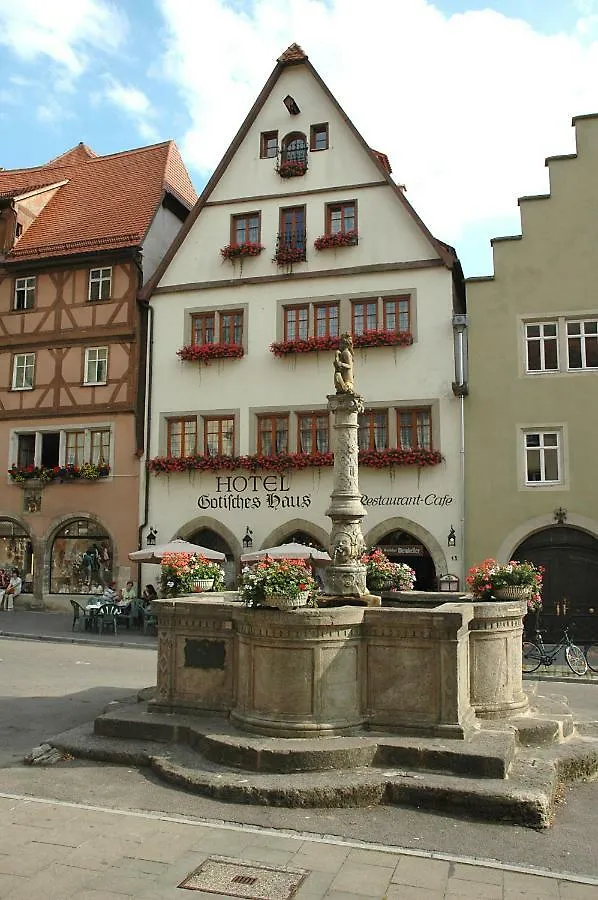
197,475,454,512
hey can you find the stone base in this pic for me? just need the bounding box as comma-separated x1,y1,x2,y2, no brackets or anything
316,593,381,608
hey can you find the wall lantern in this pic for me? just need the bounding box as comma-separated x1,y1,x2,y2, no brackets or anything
242,526,253,550
146,527,158,547
283,94,301,115
447,525,456,547
438,574,460,592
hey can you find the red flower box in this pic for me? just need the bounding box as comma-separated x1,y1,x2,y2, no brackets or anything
273,246,306,266
177,343,244,364
148,448,441,475
270,330,413,357
220,241,264,260
313,231,358,250
277,159,308,178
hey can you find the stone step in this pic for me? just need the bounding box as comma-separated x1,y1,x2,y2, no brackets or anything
93,703,516,779
47,718,598,829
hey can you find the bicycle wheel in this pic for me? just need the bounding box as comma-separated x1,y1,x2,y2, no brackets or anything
585,644,598,673
522,641,542,673
565,644,588,676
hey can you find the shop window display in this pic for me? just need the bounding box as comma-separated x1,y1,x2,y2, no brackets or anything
51,519,113,594
0,520,33,591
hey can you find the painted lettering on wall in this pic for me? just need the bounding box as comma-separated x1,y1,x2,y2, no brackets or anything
361,493,454,507
198,494,311,511
215,475,290,493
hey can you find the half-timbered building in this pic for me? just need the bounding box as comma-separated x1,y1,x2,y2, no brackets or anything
0,142,196,607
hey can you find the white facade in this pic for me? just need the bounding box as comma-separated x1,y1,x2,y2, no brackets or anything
144,47,465,589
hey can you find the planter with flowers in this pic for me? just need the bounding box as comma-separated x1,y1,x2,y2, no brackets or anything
220,241,264,261
276,159,308,178
314,230,358,250
177,343,244,364
465,559,541,719
273,246,306,267
270,330,413,358
240,559,317,610
361,549,416,593
8,462,110,485
160,552,225,598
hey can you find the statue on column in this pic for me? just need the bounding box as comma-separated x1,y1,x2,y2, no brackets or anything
334,333,355,395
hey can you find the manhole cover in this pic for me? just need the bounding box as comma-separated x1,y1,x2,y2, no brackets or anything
178,855,307,899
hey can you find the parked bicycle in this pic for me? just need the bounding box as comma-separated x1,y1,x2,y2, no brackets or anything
522,626,587,675
583,642,598,673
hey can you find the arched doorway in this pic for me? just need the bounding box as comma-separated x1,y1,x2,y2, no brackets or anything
187,527,235,588
515,526,598,640
374,529,436,590
279,530,327,552
0,519,33,592
50,518,113,595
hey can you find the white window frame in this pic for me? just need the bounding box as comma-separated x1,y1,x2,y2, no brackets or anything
84,347,108,385
12,353,35,390
88,267,112,302
524,321,559,374
566,318,598,370
11,425,112,471
14,276,36,311
523,429,561,485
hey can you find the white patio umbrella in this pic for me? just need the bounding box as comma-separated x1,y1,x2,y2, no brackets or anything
240,541,330,564
128,539,225,564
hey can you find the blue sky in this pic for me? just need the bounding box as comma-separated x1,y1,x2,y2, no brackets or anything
1,0,598,277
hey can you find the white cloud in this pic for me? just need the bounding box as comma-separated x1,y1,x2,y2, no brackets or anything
101,75,160,143
155,0,598,272
0,0,127,76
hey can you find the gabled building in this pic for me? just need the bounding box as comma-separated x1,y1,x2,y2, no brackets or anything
143,44,466,588
466,114,598,639
0,141,196,607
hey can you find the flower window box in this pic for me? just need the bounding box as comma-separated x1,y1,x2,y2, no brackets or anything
273,246,306,266
220,241,264,261
276,159,308,178
269,329,413,357
313,231,358,250
177,343,244,364
8,462,110,483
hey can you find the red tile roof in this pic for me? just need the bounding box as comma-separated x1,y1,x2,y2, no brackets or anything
0,141,197,262
278,43,307,63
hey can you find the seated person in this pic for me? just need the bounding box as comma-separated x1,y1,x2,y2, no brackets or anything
101,582,118,604
142,584,158,608
1,569,22,611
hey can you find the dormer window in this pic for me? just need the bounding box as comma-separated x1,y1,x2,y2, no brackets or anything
15,222,23,238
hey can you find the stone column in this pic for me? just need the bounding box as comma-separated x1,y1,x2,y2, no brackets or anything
322,392,369,598
469,599,528,718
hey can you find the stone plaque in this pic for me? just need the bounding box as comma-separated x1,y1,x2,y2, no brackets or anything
184,638,226,669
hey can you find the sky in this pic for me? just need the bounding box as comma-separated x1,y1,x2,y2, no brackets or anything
1,0,598,277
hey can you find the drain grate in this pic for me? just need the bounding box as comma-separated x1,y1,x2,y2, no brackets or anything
178,855,307,899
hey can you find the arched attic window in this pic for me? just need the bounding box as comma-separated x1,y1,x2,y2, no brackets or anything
278,132,308,178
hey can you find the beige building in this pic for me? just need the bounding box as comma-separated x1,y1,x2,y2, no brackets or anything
466,113,598,640
141,44,467,591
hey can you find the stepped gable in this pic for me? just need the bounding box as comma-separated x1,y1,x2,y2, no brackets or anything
0,141,196,262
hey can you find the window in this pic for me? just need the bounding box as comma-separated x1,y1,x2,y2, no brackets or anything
88,267,112,302
281,132,307,165
191,310,243,346
260,130,278,158
167,417,197,458
231,212,260,245
298,413,329,453
567,319,598,370
358,410,388,451
383,296,410,333
525,322,558,372
90,429,111,464
352,300,378,335
310,123,329,151
315,303,339,338
205,417,234,456
17,434,35,467
257,414,289,455
14,276,36,311
12,353,35,390
279,206,306,253
398,408,432,450
284,306,309,341
326,202,355,235
525,431,560,484
84,348,108,385
65,431,85,466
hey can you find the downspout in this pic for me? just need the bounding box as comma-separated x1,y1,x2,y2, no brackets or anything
452,315,468,588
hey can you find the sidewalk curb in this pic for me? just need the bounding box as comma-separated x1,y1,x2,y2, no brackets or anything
0,630,156,650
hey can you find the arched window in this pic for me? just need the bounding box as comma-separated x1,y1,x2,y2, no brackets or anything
0,520,33,591
51,518,112,595
281,132,307,165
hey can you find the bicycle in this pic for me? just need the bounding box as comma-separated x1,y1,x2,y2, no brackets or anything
522,627,587,675
583,642,598,673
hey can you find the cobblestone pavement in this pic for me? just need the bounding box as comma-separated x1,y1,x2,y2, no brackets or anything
0,791,597,900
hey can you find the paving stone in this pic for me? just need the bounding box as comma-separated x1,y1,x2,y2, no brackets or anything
0,822,64,852
391,856,450,890
328,862,394,896
83,868,162,896
68,892,136,900
0,874,27,899
345,847,401,869
240,844,298,867
0,840,71,876
385,886,445,900
503,870,560,895
289,842,351,873
293,868,336,898
558,883,598,900
1,862,94,900
445,876,503,898
449,862,504,884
